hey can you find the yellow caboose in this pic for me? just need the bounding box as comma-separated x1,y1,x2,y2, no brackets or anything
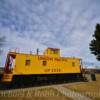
1,48,84,87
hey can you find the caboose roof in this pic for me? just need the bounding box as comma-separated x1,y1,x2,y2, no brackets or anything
47,48,60,50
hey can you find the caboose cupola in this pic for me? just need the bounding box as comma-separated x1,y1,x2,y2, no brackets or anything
44,48,60,57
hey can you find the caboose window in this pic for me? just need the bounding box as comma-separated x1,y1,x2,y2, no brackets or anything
43,61,47,66
53,50,58,54
25,60,31,66
72,62,75,67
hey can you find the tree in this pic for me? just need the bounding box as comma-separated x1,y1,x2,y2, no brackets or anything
89,23,100,61
0,36,5,54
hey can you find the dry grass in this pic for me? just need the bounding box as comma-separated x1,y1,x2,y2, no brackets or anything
0,87,72,100
64,74,100,100
0,97,70,100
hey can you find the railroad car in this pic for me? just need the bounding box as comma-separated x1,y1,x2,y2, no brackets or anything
1,48,84,88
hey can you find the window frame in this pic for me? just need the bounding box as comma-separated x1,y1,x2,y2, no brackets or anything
43,60,47,66
25,59,31,66
53,50,59,54
72,62,75,67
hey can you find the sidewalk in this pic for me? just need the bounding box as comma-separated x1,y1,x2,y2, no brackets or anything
53,85,92,100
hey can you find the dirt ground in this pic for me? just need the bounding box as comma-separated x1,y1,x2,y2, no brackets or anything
64,74,100,100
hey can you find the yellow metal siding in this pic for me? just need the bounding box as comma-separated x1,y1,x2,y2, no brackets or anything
13,54,81,75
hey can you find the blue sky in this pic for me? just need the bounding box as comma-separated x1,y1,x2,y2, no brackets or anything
0,0,100,67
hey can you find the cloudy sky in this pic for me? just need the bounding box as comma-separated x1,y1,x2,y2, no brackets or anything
0,0,100,67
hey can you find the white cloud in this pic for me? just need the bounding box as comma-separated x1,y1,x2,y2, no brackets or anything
0,0,100,67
